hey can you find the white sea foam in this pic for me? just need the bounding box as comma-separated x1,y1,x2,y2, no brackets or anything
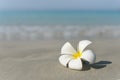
0,25,120,40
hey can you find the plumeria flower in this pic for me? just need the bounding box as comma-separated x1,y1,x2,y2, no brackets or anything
59,40,96,70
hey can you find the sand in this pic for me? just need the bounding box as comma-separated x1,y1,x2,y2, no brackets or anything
0,39,120,80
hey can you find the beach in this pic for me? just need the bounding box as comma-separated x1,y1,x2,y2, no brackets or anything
0,39,120,80
0,10,120,80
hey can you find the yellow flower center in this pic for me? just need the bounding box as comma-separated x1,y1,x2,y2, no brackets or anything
72,51,82,59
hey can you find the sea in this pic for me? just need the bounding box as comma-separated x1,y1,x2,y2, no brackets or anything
0,10,120,40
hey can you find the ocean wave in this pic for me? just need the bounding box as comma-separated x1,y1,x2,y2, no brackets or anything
0,25,120,40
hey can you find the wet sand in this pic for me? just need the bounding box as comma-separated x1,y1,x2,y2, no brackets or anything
0,39,120,80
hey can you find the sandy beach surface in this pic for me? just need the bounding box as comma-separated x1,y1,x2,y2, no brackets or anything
0,39,120,80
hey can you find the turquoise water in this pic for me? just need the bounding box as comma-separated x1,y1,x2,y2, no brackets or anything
0,10,120,40
0,10,120,26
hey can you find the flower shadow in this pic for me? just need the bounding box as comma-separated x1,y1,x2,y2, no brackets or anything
82,60,112,71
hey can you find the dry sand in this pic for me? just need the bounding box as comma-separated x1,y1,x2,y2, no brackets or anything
0,39,120,80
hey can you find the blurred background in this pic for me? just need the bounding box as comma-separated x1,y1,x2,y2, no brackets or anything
0,0,120,40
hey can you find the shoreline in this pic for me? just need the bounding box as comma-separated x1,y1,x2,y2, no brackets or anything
0,25,120,41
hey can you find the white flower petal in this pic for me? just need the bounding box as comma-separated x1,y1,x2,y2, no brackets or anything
59,55,72,67
61,42,76,55
68,58,83,70
78,40,92,52
81,50,96,64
